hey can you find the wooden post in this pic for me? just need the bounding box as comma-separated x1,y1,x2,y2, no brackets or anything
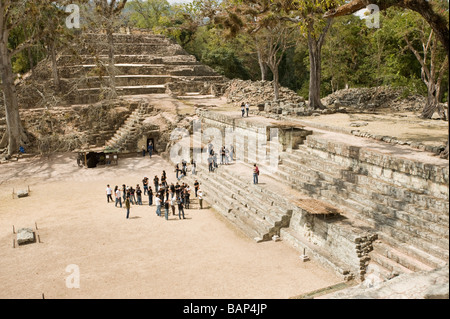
12,225,15,234
84,152,87,168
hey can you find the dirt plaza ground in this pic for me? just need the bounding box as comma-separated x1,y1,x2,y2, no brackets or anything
0,153,342,299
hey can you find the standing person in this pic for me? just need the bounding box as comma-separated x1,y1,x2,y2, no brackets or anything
253,163,259,184
175,164,180,180
198,189,203,209
165,183,170,202
161,172,167,187
125,197,131,219
106,185,113,203
115,186,122,208
130,186,136,205
148,186,153,206
245,102,250,117
164,199,170,220
122,184,127,202
194,180,199,197
213,152,218,169
170,195,177,216
177,197,185,219
159,184,165,203
224,147,230,165
154,176,159,192
148,142,153,158
191,158,196,175
142,146,146,157
175,182,181,198
182,159,187,176
241,102,245,117
155,195,161,217
220,146,226,165
136,185,143,205
185,187,190,209
142,177,149,196
208,155,214,172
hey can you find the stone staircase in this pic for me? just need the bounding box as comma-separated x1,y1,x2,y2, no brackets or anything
275,134,449,280
183,161,293,243
104,102,155,152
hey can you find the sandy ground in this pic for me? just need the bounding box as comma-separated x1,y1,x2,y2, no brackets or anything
0,153,342,299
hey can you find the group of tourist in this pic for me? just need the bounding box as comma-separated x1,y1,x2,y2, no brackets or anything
105,171,204,220
207,144,234,172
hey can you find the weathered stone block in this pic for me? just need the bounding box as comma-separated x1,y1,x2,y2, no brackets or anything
17,228,35,245
17,190,29,198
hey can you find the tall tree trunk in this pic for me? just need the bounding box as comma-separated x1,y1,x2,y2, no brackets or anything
307,19,333,110
50,41,60,90
0,39,26,156
257,46,268,81
272,68,280,101
308,35,324,109
107,27,117,98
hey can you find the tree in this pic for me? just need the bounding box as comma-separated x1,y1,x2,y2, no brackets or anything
125,0,171,29
86,0,128,99
324,0,449,158
399,11,448,119
0,1,73,156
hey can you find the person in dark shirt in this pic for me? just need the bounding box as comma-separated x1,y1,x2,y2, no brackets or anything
194,180,199,197
148,186,153,206
136,185,142,205
154,176,159,192
177,197,185,219
164,199,170,220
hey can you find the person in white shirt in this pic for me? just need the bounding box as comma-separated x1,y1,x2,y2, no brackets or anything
155,195,161,217
198,189,203,209
106,185,113,203
114,186,122,208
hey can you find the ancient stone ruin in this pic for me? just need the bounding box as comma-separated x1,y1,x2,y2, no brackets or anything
2,30,448,298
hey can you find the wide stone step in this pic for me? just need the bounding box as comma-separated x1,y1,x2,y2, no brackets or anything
78,43,185,56
82,33,172,44
284,148,345,179
305,135,449,198
198,176,270,241
283,172,449,262
323,191,449,253
287,146,449,216
376,233,448,269
368,251,414,276
58,54,199,66
200,171,282,231
278,164,449,242
58,64,168,78
214,168,289,222
372,240,435,273
68,75,172,88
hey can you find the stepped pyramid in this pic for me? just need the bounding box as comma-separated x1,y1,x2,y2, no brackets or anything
19,31,227,107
